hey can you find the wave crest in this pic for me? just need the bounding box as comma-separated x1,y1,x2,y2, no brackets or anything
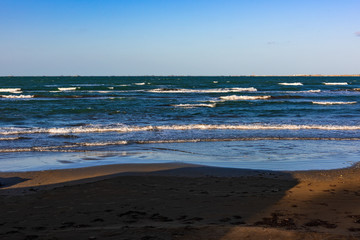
1,123,360,135
219,95,271,101
279,82,303,86
1,95,34,99
148,87,257,93
323,82,348,85
0,88,22,93
173,103,217,108
2,137,360,153
58,87,77,91
312,101,357,105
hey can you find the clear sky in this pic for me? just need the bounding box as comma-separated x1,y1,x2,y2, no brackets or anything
1,0,359,76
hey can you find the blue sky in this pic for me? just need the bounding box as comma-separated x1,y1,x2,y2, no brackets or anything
0,0,359,76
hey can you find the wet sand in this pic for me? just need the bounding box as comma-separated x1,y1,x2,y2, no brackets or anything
1,162,360,240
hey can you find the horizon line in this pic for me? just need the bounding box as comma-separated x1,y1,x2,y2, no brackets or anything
1,74,360,77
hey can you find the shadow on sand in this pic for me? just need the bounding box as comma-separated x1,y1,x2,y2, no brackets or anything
0,177,29,188
0,165,357,239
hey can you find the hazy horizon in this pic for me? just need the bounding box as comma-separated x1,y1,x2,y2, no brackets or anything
2,74,360,77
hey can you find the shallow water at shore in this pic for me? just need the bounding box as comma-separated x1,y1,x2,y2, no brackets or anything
1,140,359,172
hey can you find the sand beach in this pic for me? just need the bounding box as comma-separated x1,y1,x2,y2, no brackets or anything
1,162,360,240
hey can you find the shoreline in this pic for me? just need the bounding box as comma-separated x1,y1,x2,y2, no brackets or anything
1,162,359,194
1,162,360,239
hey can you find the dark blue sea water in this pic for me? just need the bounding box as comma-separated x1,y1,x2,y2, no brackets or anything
1,76,360,171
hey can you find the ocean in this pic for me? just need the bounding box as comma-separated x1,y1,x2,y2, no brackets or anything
0,76,359,171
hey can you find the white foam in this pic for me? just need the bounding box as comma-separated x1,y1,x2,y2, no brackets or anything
219,95,271,101
4,137,360,153
108,87,114,90
1,95,34,99
71,84,104,87
312,101,357,105
3,137,360,153
166,124,360,131
0,148,35,152
131,137,360,144
2,123,360,135
307,90,321,93
173,103,217,108
134,82,145,85
0,137,21,141
148,87,257,93
76,141,128,146
87,90,114,93
323,82,348,85
279,82,303,86
58,87,77,91
0,88,22,93
0,145,80,152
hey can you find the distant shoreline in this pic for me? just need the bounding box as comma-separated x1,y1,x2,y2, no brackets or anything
1,74,360,77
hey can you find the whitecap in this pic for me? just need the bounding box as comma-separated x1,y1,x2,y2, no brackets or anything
76,141,128,146
306,90,321,93
0,88,22,93
173,103,217,108
0,137,21,141
1,95,34,99
219,95,271,101
279,82,303,86
0,148,35,152
312,101,356,105
134,82,146,85
148,87,257,93
2,123,360,135
71,84,104,87
87,90,114,93
58,87,77,91
323,82,348,85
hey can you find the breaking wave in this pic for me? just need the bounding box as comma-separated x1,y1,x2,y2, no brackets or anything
1,137,360,153
148,87,257,93
323,82,348,85
1,95,34,99
279,82,303,86
306,90,321,93
1,123,360,136
0,88,22,93
173,103,217,108
58,87,77,91
312,101,357,105
219,95,271,101
0,137,22,141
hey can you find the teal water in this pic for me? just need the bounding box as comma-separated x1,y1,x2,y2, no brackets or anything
0,76,359,171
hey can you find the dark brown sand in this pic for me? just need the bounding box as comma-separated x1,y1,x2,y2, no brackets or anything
1,162,360,240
